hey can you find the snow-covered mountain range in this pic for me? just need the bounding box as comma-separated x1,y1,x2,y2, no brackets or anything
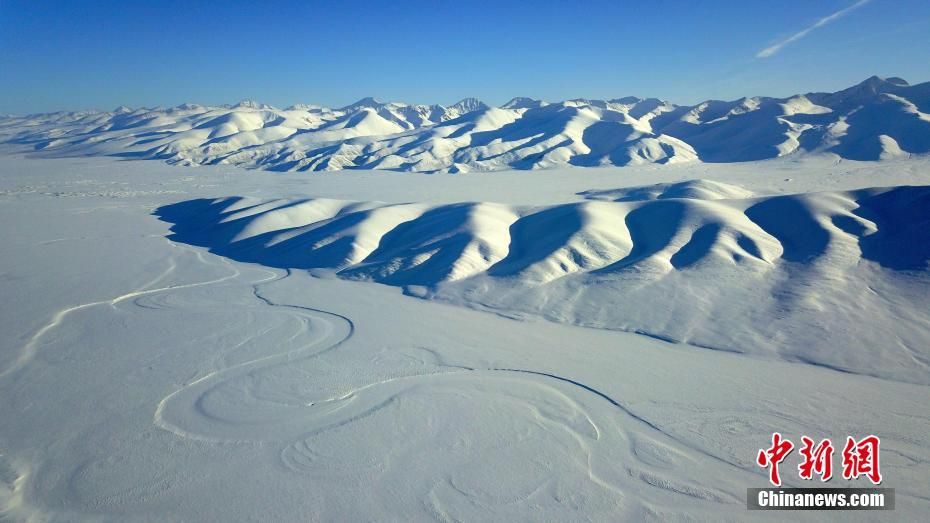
2,76,928,172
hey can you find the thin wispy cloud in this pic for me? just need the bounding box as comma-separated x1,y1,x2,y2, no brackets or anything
756,0,871,58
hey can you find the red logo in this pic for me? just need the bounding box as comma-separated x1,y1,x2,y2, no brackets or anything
756,432,794,486
757,434,881,486
798,436,834,481
842,435,882,484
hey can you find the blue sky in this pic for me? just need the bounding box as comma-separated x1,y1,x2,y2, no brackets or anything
1,0,928,113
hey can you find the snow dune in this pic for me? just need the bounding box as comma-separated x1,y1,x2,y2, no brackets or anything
3,76,929,172
157,183,930,384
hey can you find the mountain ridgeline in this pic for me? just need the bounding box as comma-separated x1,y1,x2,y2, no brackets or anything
2,76,928,172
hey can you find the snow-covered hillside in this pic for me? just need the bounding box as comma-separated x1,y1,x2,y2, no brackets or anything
2,76,928,172
157,181,930,384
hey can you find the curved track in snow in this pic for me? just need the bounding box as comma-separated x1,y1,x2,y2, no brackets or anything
0,244,242,379
148,264,757,518
153,268,357,442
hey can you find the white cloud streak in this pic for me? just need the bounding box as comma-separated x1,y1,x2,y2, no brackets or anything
756,0,871,58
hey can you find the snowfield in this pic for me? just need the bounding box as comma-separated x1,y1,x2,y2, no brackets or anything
1,142,929,519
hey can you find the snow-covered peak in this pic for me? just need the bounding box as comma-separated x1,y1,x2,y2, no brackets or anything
850,75,905,95
808,76,912,108
449,97,488,114
339,97,384,112
609,96,642,105
501,97,546,110
233,100,258,109
174,103,204,111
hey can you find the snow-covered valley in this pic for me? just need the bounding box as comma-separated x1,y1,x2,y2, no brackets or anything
1,149,929,520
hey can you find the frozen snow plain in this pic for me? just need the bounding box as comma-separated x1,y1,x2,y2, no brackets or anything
1,150,930,521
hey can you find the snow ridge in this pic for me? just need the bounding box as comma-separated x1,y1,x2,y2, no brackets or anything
157,183,930,384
